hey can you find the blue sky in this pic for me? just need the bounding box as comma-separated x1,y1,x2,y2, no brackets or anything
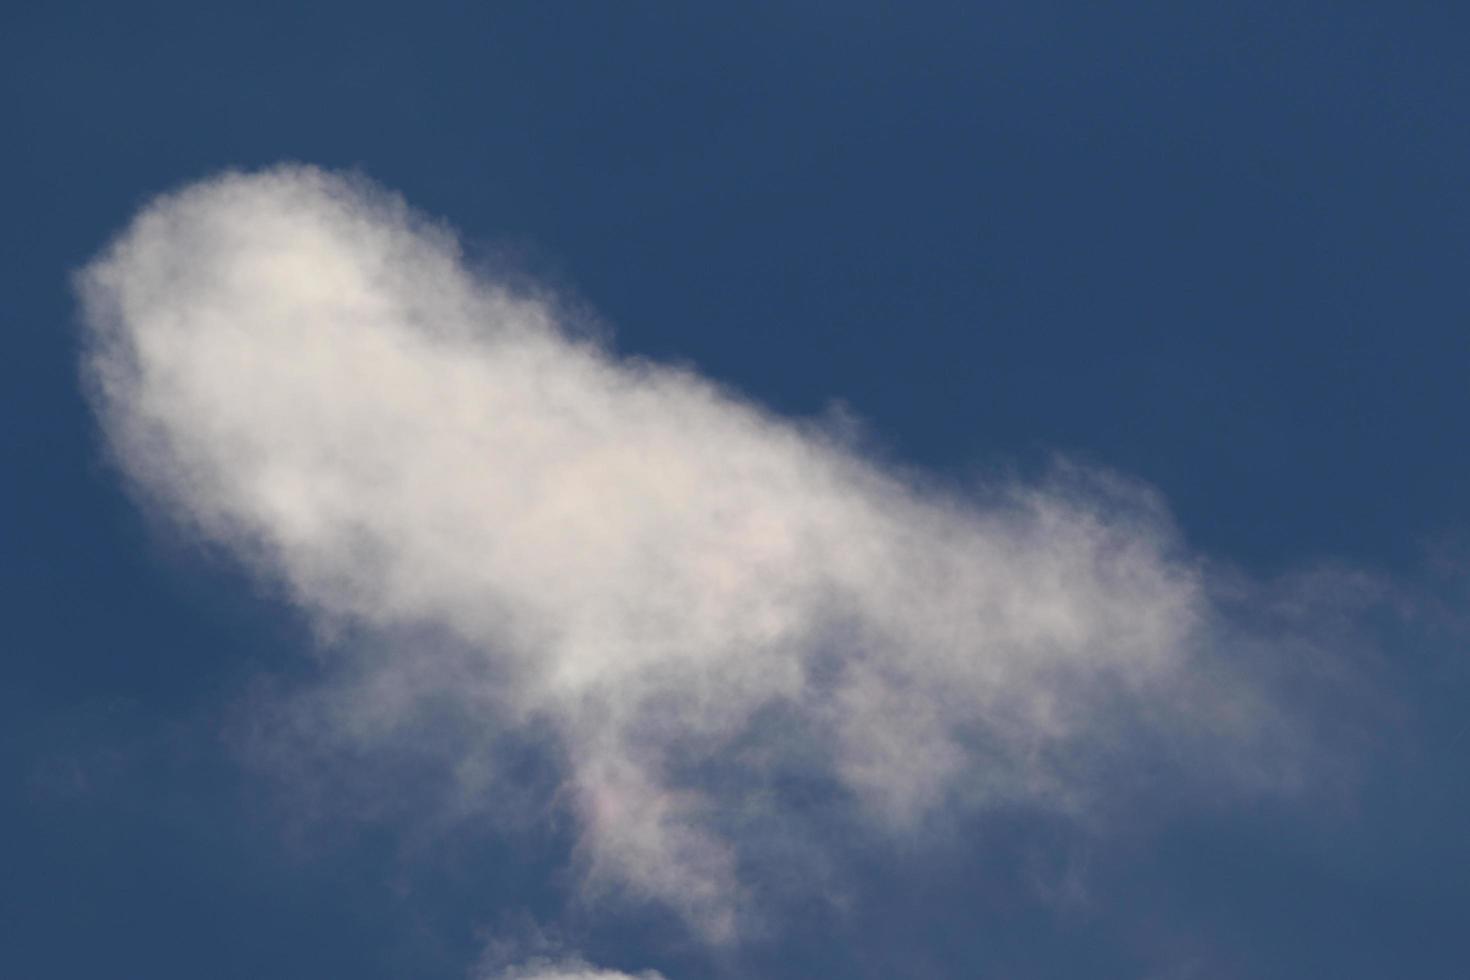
4,3,1469,978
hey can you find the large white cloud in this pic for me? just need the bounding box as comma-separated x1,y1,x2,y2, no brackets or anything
77,166,1283,942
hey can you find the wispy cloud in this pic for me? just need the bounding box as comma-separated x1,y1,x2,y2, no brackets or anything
490,960,664,980
78,166,1304,953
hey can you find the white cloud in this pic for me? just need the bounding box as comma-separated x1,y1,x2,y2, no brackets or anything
78,166,1285,941
491,960,664,980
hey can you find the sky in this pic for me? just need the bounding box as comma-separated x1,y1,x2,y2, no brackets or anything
3,2,1470,978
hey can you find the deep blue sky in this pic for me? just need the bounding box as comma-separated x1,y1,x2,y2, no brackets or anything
4,2,1469,978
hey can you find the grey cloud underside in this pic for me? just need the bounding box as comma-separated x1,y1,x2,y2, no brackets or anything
78,167,1289,946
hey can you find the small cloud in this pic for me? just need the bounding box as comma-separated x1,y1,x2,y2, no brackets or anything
489,959,665,980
